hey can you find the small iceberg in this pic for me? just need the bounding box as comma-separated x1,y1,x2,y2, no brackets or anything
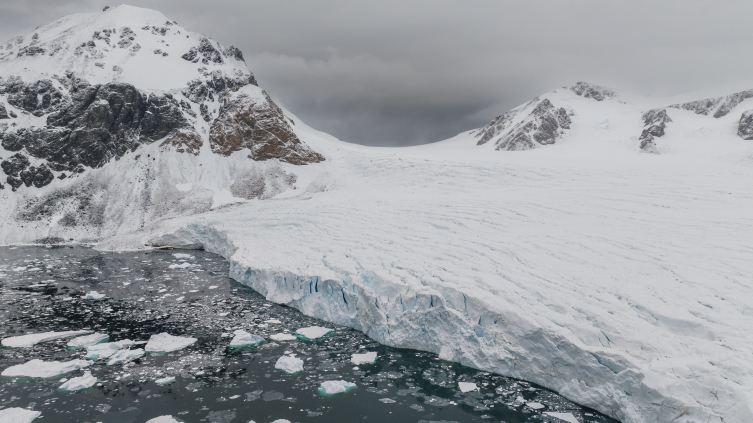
146,416,183,423
83,291,106,300
2,330,92,348
275,355,304,374
145,333,197,353
351,351,377,365
527,402,545,410
59,371,97,391
544,412,580,423
228,330,265,348
155,376,176,385
107,348,145,366
295,326,334,341
269,333,297,342
168,263,194,270
172,253,194,260
1,359,91,378
458,382,478,393
318,380,357,395
67,333,109,349
0,407,42,423
85,340,134,359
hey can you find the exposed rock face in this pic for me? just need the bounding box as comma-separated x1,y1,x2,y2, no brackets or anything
1,77,64,117
669,89,753,118
738,110,753,140
639,108,672,153
1,152,30,190
182,37,225,65
160,128,203,155
570,81,615,101
475,110,517,146
0,103,8,119
495,99,571,151
209,86,325,165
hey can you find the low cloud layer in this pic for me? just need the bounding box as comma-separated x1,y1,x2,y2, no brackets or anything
2,0,753,146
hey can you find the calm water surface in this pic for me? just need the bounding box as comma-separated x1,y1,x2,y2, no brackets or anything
0,246,618,423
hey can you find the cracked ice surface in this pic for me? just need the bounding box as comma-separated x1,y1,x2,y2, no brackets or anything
1,359,91,378
2,331,92,348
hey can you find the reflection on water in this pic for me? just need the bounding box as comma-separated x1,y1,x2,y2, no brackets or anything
0,246,617,423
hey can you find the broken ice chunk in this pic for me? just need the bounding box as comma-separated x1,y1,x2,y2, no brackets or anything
83,291,106,300
155,376,176,385
318,380,357,395
527,402,545,409
0,407,42,422
168,262,194,269
351,351,377,365
229,330,265,348
271,420,291,423
1,359,91,378
265,319,282,324
2,330,93,348
85,340,135,359
107,348,145,366
145,333,197,353
379,398,397,403
146,416,183,423
294,326,334,341
67,333,109,349
59,371,97,391
544,412,580,423
172,253,194,260
270,333,297,342
458,382,478,393
275,355,304,374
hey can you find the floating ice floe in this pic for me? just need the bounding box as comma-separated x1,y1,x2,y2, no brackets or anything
228,330,265,348
458,382,478,393
58,371,97,391
155,376,176,385
527,402,545,410
83,291,106,300
275,355,304,374
107,348,145,366
1,359,91,378
295,326,334,341
544,412,580,423
269,333,297,342
145,333,197,353
271,420,291,423
351,351,378,365
172,253,194,260
2,330,93,348
67,333,109,349
85,340,134,359
146,416,183,423
318,380,357,395
0,407,42,423
379,398,397,403
168,262,195,270
265,319,282,324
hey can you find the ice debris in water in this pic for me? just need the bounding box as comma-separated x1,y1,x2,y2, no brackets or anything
83,291,106,300
458,382,478,393
544,412,580,423
155,376,176,385
146,416,183,423
85,340,134,359
271,420,291,423
1,359,91,378
275,355,304,374
107,348,145,366
351,351,377,365
318,380,357,395
229,330,265,348
270,333,297,342
295,326,334,341
168,262,195,269
2,330,92,348
145,333,197,352
58,371,97,391
67,332,109,349
172,253,194,260
527,402,545,409
0,407,42,423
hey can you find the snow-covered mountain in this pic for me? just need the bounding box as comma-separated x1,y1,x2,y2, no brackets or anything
3,6,753,423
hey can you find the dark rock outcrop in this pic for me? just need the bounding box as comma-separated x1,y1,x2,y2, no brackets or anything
496,99,571,150
19,164,54,188
669,89,753,118
738,110,753,140
209,87,324,165
0,103,8,119
224,46,245,62
475,110,517,146
1,77,64,117
182,38,224,65
570,82,615,101
1,152,30,190
639,108,671,153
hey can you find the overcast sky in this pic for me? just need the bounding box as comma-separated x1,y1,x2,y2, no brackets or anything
2,1,753,146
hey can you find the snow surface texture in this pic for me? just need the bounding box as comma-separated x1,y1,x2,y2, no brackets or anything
144,333,196,352
67,332,108,348
58,371,97,391
318,380,357,395
228,330,264,347
2,7,753,423
2,330,92,348
274,355,304,374
0,407,42,423
269,333,297,342
1,359,91,378
351,352,377,365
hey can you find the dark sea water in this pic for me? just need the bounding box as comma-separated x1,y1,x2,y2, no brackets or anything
0,246,618,423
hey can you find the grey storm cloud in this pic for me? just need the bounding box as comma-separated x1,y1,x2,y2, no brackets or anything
2,0,753,146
